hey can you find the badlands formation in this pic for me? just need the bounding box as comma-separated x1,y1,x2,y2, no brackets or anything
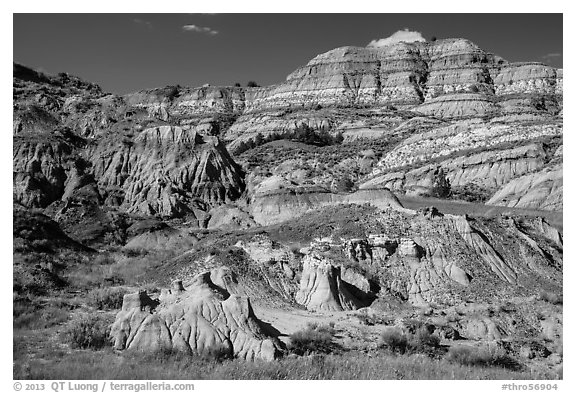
13,38,562,376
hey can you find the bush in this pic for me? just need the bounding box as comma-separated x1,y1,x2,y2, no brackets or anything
450,183,492,203
151,345,232,363
93,252,116,265
62,313,112,350
288,323,337,355
379,328,409,354
537,291,563,305
409,326,442,356
122,248,148,258
356,313,392,326
431,167,451,198
380,326,442,356
445,345,522,370
14,302,70,330
88,287,126,310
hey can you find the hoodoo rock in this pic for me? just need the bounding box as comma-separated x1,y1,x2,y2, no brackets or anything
111,268,283,361
295,253,363,312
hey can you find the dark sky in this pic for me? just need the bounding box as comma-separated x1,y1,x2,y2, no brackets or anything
13,14,563,95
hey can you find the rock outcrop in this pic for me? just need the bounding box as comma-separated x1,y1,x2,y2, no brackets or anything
250,183,408,225
89,125,245,217
487,165,562,211
296,207,562,307
13,65,245,221
123,224,198,253
111,269,283,361
295,253,363,312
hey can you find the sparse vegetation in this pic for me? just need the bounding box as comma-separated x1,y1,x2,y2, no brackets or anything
235,125,345,155
450,182,493,203
379,325,443,357
537,291,563,305
13,300,71,330
88,287,126,310
356,313,392,326
122,247,149,258
288,323,338,356
13,347,554,380
430,167,451,198
379,328,409,354
445,345,522,370
62,313,113,350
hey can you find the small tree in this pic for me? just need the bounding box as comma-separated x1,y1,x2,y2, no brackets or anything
431,167,451,198
254,133,264,146
247,81,260,87
234,82,241,87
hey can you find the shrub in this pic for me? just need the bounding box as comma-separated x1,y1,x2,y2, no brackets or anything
379,328,409,354
247,81,260,87
379,325,443,356
14,303,70,330
88,287,126,310
62,313,112,350
200,344,233,362
450,183,492,203
537,291,563,305
151,345,232,363
430,167,451,198
445,345,522,370
288,323,337,355
122,248,148,258
356,313,391,326
93,252,116,265
409,326,442,356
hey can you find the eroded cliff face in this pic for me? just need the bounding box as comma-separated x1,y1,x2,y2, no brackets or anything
88,125,245,217
13,67,246,219
294,209,562,308
13,36,563,221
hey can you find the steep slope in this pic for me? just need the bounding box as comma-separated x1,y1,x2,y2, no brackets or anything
13,64,246,220
88,125,245,217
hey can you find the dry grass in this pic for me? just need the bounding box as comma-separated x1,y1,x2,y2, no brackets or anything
14,347,557,380
445,345,522,371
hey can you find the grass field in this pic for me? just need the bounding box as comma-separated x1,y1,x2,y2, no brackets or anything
14,344,559,380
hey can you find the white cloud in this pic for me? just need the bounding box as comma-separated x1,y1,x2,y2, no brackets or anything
367,29,426,48
182,24,218,35
132,18,152,28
